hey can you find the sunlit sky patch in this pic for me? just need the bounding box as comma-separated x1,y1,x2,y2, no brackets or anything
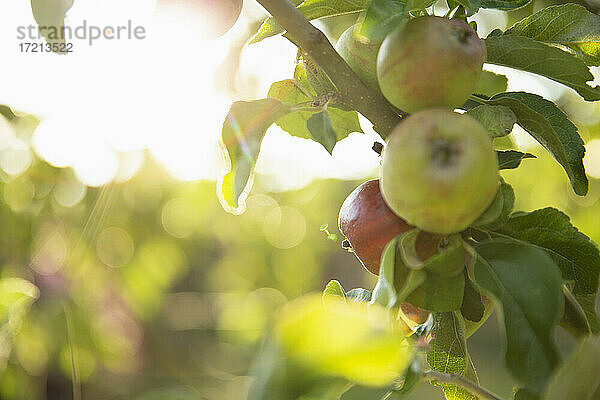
0,0,597,190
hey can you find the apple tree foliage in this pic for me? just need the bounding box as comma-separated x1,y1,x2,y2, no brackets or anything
217,0,600,399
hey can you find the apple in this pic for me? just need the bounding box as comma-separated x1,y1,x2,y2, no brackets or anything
338,179,413,275
380,108,499,234
377,16,485,113
335,25,382,93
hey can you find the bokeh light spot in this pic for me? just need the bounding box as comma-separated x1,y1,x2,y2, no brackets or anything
97,227,135,268
0,138,32,176
53,177,87,208
263,206,306,249
3,178,35,213
31,222,68,275
161,197,200,238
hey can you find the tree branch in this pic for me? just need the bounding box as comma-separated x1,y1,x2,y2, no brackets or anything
254,0,404,137
423,370,505,400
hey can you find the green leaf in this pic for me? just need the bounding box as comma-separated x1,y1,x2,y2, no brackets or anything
447,0,481,16
405,0,438,11
307,111,338,154
372,233,464,312
355,0,408,43
345,288,372,303
406,272,465,312
493,208,600,333
573,294,600,333
323,280,346,300
371,237,402,308
543,336,600,400
268,79,315,139
251,0,368,43
30,0,74,53
474,71,508,98
485,92,588,195
371,234,426,308
327,108,363,142
303,56,337,97
0,278,39,371
496,208,600,297
268,80,362,152
427,312,478,400
473,238,563,394
505,3,600,66
561,285,592,337
460,277,484,323
479,0,530,10
496,150,536,170
485,34,600,101
416,235,465,278
217,100,292,214
514,389,540,400
466,105,516,137
397,231,464,277
473,179,515,229
0,105,17,122
276,295,413,387
294,62,318,97
395,231,466,312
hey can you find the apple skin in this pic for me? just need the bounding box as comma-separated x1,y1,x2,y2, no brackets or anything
377,16,485,113
380,109,499,234
338,179,413,275
335,26,382,93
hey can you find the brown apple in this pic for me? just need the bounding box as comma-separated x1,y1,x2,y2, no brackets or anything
339,179,413,275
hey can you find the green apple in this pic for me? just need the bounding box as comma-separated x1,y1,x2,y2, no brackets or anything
380,108,499,234
377,16,486,112
335,26,382,93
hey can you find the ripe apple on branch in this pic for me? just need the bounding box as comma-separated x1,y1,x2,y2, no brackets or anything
217,1,600,399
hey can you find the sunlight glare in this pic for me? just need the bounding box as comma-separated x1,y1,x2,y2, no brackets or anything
584,139,600,179
4,0,382,192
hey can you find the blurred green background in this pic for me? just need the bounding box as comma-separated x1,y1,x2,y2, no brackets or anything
0,93,598,399
1,0,600,399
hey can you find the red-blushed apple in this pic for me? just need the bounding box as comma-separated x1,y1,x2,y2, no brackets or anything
338,179,413,275
335,25,382,93
377,16,485,112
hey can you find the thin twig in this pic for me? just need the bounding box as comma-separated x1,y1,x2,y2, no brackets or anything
254,0,405,137
423,370,505,400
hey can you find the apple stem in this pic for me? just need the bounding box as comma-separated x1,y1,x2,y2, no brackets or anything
423,370,505,400
254,0,406,137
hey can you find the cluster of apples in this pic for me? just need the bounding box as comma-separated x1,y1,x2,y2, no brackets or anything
338,16,500,276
